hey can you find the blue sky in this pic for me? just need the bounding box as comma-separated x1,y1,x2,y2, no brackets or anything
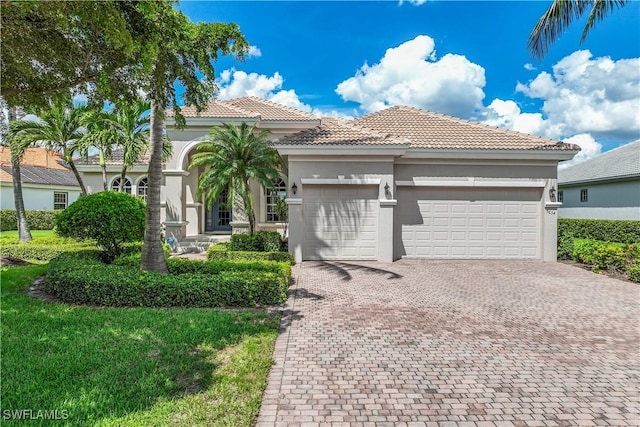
178,1,640,163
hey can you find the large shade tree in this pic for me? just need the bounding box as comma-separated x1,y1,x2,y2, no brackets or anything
10,100,89,195
529,0,629,59
133,4,249,273
189,123,282,235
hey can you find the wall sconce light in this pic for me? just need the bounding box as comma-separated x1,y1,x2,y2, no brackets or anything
384,182,392,199
549,186,556,201
291,182,298,195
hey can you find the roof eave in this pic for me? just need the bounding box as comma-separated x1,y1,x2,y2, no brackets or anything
402,148,580,161
558,173,640,186
274,144,410,156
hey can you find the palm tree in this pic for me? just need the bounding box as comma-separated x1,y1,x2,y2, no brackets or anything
189,123,282,235
111,100,151,192
4,106,33,242
11,100,88,195
529,0,629,60
81,109,115,190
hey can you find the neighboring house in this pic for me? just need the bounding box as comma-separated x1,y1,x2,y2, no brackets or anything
557,140,640,220
0,147,81,210
79,97,580,262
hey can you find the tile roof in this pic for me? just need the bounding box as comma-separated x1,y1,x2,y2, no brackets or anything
277,117,408,146
167,96,318,122
223,97,318,121
0,147,68,169
558,140,640,184
76,148,151,166
352,106,579,151
0,165,78,187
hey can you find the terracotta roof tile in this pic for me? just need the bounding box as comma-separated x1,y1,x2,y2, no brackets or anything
223,96,318,121
166,101,258,119
353,106,579,151
277,117,408,146
0,147,68,169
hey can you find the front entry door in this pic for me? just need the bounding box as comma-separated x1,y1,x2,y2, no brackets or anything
205,190,232,232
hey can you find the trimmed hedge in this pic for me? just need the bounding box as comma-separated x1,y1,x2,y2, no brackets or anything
0,237,95,261
569,238,640,283
559,218,640,244
207,243,295,265
0,210,59,231
230,231,284,252
45,251,290,307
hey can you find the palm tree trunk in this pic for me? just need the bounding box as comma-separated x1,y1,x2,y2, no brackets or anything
7,107,32,242
99,151,108,191
243,180,255,235
119,167,127,192
140,98,168,274
67,159,87,196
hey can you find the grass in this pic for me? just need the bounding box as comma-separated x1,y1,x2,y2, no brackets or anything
1,263,280,426
0,229,57,242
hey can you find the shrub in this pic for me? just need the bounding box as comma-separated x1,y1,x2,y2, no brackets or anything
207,243,295,265
627,264,640,283
558,219,640,244
571,238,640,273
229,231,284,252
0,235,95,261
0,210,59,231
55,191,146,261
45,251,289,307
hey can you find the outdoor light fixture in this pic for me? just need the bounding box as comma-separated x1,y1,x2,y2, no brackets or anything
549,186,556,201
384,182,392,198
291,182,298,195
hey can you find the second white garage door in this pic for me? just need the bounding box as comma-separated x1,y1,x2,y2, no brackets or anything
303,185,378,260
396,187,542,260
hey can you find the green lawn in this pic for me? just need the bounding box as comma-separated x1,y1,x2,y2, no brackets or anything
1,264,280,426
0,229,57,241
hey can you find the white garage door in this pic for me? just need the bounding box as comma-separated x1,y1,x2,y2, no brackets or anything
303,186,378,260
396,187,542,259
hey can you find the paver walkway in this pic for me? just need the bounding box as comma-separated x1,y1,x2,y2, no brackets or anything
256,260,640,427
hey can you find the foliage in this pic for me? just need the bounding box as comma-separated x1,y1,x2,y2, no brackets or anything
9,99,90,194
230,231,284,252
1,264,278,426
571,239,634,272
558,218,640,250
208,243,295,265
275,195,289,237
627,264,640,283
0,230,94,261
55,191,145,261
45,251,289,308
529,0,629,59
189,123,282,235
0,210,59,231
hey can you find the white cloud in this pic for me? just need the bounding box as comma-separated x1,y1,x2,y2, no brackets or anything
247,45,262,58
217,69,353,118
558,134,603,169
516,50,640,139
335,35,486,118
523,63,536,71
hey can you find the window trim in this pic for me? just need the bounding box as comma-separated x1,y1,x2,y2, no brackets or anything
53,191,68,210
110,176,132,194
137,177,148,201
580,188,588,203
558,190,563,203
265,178,287,223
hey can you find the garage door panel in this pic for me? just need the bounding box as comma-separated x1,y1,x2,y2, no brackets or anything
397,187,541,260
303,186,378,260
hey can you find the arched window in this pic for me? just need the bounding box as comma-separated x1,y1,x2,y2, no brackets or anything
111,177,132,194
137,177,148,201
266,178,287,222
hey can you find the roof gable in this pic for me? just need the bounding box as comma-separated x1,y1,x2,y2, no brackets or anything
558,140,640,184
223,97,318,121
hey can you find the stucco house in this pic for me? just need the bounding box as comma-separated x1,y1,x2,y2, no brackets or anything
557,140,640,220
0,147,81,210
79,97,580,262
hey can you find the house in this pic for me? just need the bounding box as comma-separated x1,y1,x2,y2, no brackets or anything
76,149,151,199
79,97,580,262
0,147,81,210
557,140,640,220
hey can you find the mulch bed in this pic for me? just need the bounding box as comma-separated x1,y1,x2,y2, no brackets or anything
1,256,34,267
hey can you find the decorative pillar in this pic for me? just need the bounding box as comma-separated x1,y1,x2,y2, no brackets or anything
286,198,303,263
379,199,396,262
163,170,189,244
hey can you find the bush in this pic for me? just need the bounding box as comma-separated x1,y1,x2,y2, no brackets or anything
559,219,640,244
0,234,95,261
229,231,284,252
627,264,640,283
0,210,59,231
571,238,639,273
55,191,146,261
45,251,289,307
207,243,295,265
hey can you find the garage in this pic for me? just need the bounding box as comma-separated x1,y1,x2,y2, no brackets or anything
303,185,378,260
395,187,542,260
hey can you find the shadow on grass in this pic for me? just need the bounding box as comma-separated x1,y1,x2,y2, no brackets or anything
314,261,403,281
1,270,279,426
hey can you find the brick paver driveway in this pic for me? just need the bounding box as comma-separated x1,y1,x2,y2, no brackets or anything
257,260,640,427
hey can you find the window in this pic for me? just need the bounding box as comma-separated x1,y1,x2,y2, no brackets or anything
266,178,287,222
111,177,132,194
53,192,68,210
137,177,148,201
558,190,564,203
580,189,588,202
